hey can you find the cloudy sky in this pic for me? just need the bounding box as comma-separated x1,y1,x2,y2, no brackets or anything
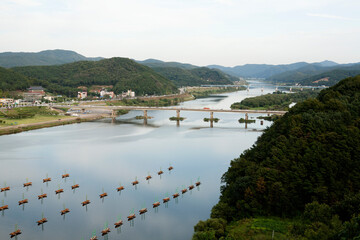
0,0,359,66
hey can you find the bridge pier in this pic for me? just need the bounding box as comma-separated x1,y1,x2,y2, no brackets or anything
111,110,116,118
143,110,148,119
245,113,248,129
210,112,214,120
176,110,180,119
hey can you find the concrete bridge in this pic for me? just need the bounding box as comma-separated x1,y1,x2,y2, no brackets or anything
54,104,286,127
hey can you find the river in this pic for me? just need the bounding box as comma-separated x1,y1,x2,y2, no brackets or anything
0,81,277,240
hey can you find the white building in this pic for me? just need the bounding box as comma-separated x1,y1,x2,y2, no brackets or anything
77,91,88,99
100,89,115,98
44,96,55,101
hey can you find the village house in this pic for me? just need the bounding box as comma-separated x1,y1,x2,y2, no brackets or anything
23,86,46,102
28,86,45,95
44,96,55,102
77,91,88,99
100,89,115,99
122,90,135,98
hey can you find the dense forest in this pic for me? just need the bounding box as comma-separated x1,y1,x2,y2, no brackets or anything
138,58,238,86
152,67,236,86
194,75,360,239
0,67,32,91
231,90,319,111
10,58,178,97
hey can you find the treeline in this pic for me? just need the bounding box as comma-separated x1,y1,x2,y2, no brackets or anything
194,75,360,239
231,90,319,111
152,67,235,87
1,58,178,97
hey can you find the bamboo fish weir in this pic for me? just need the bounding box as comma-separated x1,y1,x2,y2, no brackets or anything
0,166,204,239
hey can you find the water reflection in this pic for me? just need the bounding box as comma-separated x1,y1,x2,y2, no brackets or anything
0,82,276,239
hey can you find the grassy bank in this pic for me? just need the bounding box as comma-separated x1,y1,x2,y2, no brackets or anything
0,106,104,136
0,115,103,136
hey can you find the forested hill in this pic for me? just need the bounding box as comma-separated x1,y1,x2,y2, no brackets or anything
0,67,32,92
137,59,198,70
11,58,178,97
267,63,360,86
152,67,235,87
194,75,360,239
0,49,102,68
138,59,237,86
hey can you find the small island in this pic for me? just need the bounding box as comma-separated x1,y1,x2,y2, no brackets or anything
203,118,219,123
169,117,185,121
238,118,255,124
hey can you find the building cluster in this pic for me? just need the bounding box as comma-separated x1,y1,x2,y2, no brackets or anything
77,89,135,99
23,86,46,102
0,86,51,106
0,85,137,107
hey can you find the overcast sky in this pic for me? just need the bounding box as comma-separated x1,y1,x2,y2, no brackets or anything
1,0,359,66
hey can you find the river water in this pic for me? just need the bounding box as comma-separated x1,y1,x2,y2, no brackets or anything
0,82,276,240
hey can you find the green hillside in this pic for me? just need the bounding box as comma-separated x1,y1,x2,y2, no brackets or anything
0,67,32,93
138,58,198,70
267,64,360,86
0,49,102,68
12,58,178,97
194,75,360,239
152,67,235,86
300,64,360,86
138,58,238,86
266,64,330,84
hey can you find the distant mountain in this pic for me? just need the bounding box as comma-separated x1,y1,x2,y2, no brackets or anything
208,62,309,78
313,60,338,67
0,49,103,68
137,59,198,70
300,64,360,86
267,63,360,86
11,58,177,97
266,64,331,84
208,60,360,87
138,59,237,86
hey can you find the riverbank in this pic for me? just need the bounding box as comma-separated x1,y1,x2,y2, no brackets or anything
0,114,104,136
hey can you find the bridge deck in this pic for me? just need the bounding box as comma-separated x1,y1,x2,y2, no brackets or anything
54,105,287,115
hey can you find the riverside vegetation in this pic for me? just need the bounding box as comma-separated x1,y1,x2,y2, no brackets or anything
193,75,360,239
188,87,246,99
231,90,319,111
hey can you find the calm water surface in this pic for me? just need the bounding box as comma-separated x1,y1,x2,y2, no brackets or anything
0,82,276,240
